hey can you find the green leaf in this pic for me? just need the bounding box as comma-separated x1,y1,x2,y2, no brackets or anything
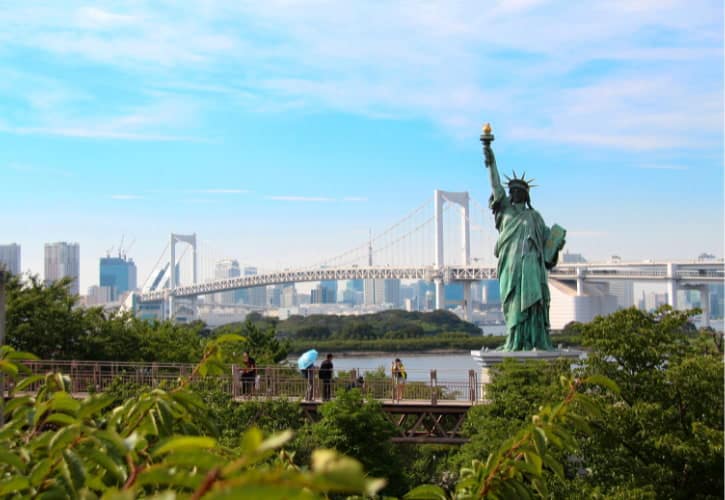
29,458,53,487
0,359,19,377
0,449,26,472
78,393,115,419
95,430,129,457
532,427,547,456
62,449,86,490
404,484,449,499
135,465,202,489
14,374,45,391
152,435,217,456
49,424,80,455
523,451,542,476
49,392,81,415
574,393,603,419
566,413,592,434
0,476,30,496
542,454,565,480
258,430,293,453
240,427,264,455
584,374,620,394
46,413,78,426
86,448,127,484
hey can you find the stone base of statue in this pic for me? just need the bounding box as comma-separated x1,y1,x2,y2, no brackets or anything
470,347,584,401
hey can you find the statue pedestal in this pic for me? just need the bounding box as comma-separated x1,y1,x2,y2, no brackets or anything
470,348,584,401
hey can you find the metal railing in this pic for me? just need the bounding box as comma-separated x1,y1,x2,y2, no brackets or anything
15,360,479,403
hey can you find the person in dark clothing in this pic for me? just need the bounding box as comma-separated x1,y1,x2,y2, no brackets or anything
241,351,257,396
319,353,334,401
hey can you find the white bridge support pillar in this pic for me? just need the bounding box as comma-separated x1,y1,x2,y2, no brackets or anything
666,262,678,310
168,233,198,321
434,190,472,321
434,190,445,310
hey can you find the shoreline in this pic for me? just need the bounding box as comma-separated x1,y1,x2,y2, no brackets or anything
289,348,478,358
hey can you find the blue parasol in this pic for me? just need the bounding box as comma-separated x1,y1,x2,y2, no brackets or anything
297,349,318,370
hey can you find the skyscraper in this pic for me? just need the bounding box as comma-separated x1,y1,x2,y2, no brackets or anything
214,259,241,305
319,280,338,304
244,266,267,307
100,255,138,301
44,242,80,295
0,243,21,275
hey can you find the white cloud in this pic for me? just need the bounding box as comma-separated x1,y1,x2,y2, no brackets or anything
265,196,336,202
635,164,688,170
111,194,143,200
0,1,720,148
195,189,249,194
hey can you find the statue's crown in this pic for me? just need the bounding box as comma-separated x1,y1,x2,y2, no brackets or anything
505,171,536,192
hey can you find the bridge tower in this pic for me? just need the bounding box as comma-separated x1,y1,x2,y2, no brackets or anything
434,190,472,321
169,233,197,321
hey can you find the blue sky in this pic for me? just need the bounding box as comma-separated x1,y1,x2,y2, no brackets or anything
0,1,722,292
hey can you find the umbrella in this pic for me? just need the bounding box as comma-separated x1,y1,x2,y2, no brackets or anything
297,349,318,370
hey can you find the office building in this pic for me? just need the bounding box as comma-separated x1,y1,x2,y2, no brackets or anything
244,266,267,307
560,251,587,264
608,281,634,309
100,255,138,301
319,280,338,304
214,259,241,305
87,285,113,306
363,278,401,307
281,285,298,308
44,242,80,295
384,279,401,308
268,285,282,307
0,243,21,275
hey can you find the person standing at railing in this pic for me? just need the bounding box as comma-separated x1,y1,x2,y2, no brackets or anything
319,353,334,401
241,352,257,397
392,358,406,402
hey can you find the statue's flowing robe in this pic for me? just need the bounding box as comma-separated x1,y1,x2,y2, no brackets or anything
490,185,554,351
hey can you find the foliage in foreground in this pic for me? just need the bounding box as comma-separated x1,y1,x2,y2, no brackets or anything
0,339,384,499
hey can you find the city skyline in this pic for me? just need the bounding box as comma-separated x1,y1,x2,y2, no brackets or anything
0,2,722,292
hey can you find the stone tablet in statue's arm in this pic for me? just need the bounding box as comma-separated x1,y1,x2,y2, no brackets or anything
544,224,566,270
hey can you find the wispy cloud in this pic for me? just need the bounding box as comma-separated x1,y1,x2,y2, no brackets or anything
635,164,688,170
343,196,368,202
0,2,720,149
111,194,144,200
5,162,73,177
194,189,249,194
265,196,336,202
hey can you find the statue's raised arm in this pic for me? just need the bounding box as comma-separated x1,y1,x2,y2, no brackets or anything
480,123,507,208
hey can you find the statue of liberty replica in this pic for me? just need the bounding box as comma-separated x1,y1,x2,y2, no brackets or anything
480,124,566,351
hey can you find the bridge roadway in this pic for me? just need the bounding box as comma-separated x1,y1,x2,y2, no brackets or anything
16,360,479,444
137,260,724,302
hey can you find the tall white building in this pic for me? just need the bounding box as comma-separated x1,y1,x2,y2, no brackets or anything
363,279,401,307
44,242,80,295
244,266,267,307
608,281,635,309
0,243,21,275
364,278,385,305
214,259,241,305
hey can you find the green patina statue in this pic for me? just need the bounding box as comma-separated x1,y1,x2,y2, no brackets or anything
480,124,566,351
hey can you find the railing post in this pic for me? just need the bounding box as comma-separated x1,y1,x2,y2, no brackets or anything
71,360,78,393
231,364,239,398
93,362,100,391
430,369,438,405
151,362,158,387
468,369,476,402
